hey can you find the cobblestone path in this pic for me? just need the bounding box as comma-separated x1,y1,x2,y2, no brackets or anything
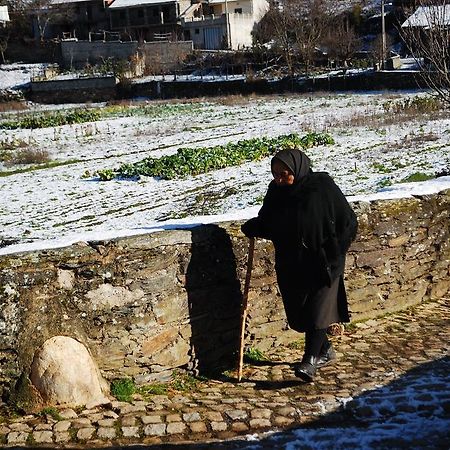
1,298,449,449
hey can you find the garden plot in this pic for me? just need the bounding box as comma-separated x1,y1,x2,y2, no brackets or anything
0,92,449,254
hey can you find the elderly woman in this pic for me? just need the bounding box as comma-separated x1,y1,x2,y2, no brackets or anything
241,148,357,382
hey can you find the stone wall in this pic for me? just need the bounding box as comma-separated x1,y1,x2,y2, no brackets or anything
0,190,449,403
30,76,118,104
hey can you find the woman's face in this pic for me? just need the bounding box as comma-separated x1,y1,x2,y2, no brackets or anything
272,159,295,186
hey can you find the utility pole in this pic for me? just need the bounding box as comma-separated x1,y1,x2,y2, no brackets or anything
224,0,230,49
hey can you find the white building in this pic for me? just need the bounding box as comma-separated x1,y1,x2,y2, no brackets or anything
0,5,10,26
181,0,269,50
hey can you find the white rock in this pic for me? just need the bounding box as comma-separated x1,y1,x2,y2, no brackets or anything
30,336,109,408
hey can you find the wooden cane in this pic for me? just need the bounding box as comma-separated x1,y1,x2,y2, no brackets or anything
237,237,255,382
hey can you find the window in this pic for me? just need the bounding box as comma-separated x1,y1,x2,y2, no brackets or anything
234,8,242,13
195,28,199,34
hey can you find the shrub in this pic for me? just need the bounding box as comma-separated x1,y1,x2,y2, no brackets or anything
383,96,444,114
0,101,28,113
0,138,30,163
8,148,51,165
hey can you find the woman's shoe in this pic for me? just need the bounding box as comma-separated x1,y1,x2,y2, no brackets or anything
294,355,317,382
316,344,336,368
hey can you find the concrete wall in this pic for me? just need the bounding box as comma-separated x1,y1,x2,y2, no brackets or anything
61,40,139,69
60,40,193,70
0,191,449,403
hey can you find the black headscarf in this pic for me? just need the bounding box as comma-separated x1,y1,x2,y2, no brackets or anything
271,149,311,184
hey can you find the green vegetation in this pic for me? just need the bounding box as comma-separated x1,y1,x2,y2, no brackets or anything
401,172,435,183
0,103,204,130
137,383,168,396
287,339,304,350
38,406,63,421
371,162,391,174
96,132,334,181
244,347,269,363
170,370,204,392
383,95,444,115
0,159,82,177
111,370,205,403
110,378,136,402
0,109,101,129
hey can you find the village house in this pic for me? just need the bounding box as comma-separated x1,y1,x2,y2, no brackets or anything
29,0,267,49
401,3,450,29
31,0,113,41
107,0,191,41
180,0,269,49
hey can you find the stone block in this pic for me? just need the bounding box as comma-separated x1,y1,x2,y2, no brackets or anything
7,431,29,444
166,422,186,435
32,430,53,443
77,427,95,441
97,427,116,440
430,279,450,298
122,426,140,438
144,423,167,436
356,248,401,268
189,421,207,433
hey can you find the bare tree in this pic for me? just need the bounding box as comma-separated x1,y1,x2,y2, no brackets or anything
254,0,298,74
291,0,329,75
401,0,450,104
370,32,393,70
323,16,360,69
254,0,330,75
29,0,76,42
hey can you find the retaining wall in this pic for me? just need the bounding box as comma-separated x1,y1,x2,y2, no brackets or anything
0,191,449,403
30,76,118,103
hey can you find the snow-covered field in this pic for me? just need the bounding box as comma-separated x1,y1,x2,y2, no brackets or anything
1,65,450,255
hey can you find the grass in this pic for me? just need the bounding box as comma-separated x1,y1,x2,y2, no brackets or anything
37,406,63,421
137,384,168,396
170,370,204,392
287,339,304,350
110,378,135,402
401,172,435,183
0,159,82,177
111,370,205,403
244,348,269,363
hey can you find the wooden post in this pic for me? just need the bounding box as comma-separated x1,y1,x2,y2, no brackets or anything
237,237,255,382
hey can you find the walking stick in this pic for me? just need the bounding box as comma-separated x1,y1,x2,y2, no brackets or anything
237,237,255,382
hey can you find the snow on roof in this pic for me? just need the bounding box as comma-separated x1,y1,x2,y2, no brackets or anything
0,5,10,23
109,0,176,8
402,5,450,29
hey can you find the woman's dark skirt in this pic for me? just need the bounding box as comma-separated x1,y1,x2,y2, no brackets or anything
279,275,350,332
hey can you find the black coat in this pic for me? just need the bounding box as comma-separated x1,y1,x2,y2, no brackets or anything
242,172,358,332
